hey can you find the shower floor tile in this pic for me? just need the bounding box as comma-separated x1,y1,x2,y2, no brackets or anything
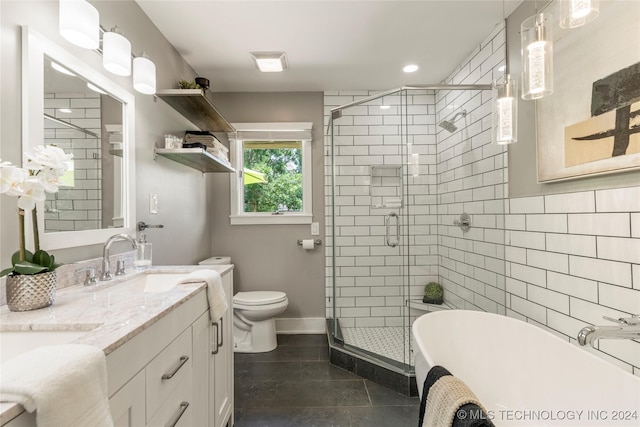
340,326,415,366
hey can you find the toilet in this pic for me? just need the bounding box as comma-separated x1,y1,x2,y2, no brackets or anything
233,291,288,353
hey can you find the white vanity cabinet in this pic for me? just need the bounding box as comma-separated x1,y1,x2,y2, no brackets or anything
107,270,235,427
1,267,235,427
106,286,206,427
210,271,234,427
108,269,234,427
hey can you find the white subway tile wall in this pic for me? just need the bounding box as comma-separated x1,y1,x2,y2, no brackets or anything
324,21,640,375
324,89,439,328
506,188,640,374
435,21,508,315
44,92,102,231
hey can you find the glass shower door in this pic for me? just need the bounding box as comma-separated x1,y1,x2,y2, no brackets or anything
328,89,413,371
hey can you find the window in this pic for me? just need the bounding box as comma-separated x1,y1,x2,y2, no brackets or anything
229,123,313,225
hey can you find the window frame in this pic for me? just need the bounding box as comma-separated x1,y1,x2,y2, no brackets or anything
229,122,313,225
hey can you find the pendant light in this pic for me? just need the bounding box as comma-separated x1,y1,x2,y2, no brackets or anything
560,0,599,29
59,0,99,49
521,13,553,100
133,53,156,95
493,74,518,145
493,11,518,145
103,27,131,76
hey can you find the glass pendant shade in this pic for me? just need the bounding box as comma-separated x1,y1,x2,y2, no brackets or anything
59,0,99,49
133,55,156,95
493,74,518,145
560,0,599,28
103,29,131,76
521,13,553,100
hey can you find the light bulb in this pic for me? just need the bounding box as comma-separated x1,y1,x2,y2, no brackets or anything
133,54,156,95
527,40,547,96
560,0,599,28
521,13,553,100
59,0,99,49
493,74,518,145
496,97,514,144
103,29,132,76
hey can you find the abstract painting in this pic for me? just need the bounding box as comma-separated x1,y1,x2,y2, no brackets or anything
536,1,640,182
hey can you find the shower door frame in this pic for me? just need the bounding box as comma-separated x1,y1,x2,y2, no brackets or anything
327,84,492,374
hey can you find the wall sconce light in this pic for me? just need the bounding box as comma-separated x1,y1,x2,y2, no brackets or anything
560,0,599,28
59,0,100,49
521,13,553,100
380,97,391,110
102,26,131,76
493,74,518,145
133,53,156,95
59,1,155,95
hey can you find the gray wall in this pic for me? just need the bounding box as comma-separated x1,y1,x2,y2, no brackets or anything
506,1,640,197
207,92,326,318
1,0,211,271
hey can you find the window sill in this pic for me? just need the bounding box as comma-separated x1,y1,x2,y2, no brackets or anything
229,214,313,225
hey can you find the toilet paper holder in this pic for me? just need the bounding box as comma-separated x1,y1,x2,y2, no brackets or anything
297,239,322,246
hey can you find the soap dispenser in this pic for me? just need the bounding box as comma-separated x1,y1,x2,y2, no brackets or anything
134,233,152,270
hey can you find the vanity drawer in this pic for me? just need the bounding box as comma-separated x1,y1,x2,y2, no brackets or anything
145,327,193,422
146,370,193,427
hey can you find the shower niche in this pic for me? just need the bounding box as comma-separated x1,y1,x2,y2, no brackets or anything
370,165,403,209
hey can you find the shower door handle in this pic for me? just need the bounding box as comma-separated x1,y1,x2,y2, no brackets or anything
385,212,399,248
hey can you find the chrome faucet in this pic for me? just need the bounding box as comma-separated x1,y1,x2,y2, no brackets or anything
100,234,138,281
577,315,640,346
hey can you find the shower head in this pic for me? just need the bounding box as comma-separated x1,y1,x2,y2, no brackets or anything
438,110,467,133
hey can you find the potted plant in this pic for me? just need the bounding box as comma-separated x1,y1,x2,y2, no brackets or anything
423,281,444,305
0,145,73,311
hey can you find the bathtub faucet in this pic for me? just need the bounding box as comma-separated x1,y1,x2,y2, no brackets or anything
577,314,640,346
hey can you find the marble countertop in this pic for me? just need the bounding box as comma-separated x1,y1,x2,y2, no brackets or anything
0,264,234,425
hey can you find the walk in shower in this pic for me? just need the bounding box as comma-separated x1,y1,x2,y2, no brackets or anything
325,83,507,391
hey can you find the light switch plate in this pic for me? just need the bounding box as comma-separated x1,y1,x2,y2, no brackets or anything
311,222,319,235
149,193,158,214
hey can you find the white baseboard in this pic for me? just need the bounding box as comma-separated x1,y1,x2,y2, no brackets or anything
275,317,326,334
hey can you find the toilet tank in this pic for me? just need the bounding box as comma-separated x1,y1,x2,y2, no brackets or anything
199,256,231,265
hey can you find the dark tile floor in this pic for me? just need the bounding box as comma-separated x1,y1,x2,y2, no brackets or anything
234,334,420,427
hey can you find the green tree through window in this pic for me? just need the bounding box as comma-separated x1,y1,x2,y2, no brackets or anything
243,141,303,212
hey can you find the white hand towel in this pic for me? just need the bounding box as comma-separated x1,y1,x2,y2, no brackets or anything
0,344,113,427
178,269,228,321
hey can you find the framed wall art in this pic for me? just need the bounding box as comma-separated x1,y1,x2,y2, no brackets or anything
536,1,640,182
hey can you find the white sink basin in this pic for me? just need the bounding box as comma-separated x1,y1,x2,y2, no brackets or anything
0,330,94,363
120,273,191,293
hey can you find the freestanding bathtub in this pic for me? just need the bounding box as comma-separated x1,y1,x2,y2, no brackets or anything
413,310,640,426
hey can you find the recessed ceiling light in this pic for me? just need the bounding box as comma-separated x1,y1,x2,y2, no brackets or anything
250,52,288,72
403,64,419,73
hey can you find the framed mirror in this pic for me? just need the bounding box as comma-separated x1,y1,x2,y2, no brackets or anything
22,26,136,250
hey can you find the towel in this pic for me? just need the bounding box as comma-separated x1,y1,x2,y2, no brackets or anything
419,365,494,427
0,344,113,427
178,269,228,321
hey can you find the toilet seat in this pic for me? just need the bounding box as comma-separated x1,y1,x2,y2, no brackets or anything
233,291,287,306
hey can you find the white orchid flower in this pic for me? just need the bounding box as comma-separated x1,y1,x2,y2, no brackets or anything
0,164,27,196
17,177,46,210
25,145,73,173
38,168,62,193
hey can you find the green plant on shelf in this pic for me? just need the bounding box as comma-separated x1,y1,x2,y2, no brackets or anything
423,281,443,305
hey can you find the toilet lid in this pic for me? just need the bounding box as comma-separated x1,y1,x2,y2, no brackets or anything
233,291,287,306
